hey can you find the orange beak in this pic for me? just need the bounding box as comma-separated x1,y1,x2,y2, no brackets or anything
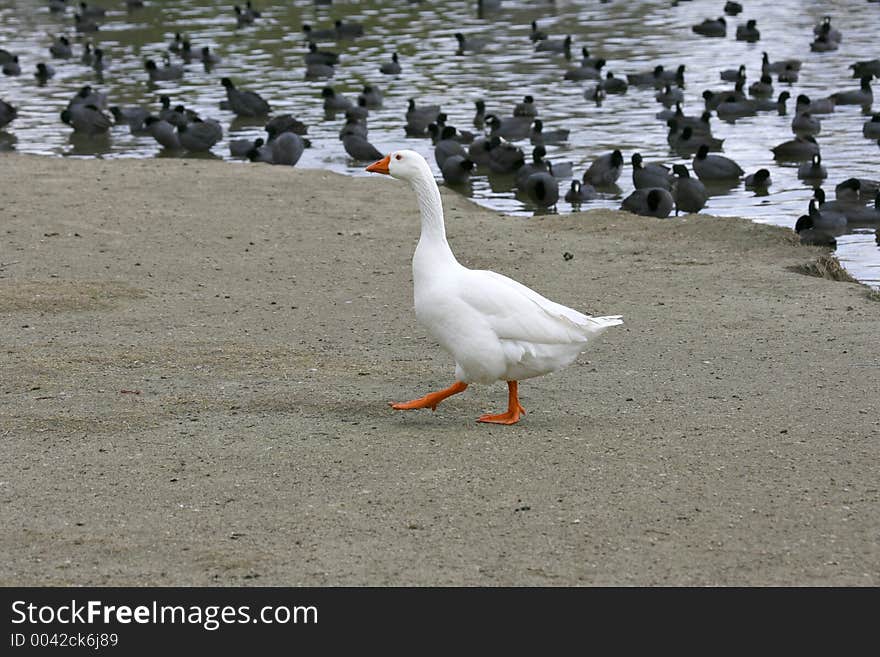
365,154,391,175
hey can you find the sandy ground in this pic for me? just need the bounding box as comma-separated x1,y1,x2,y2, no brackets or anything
1,153,878,586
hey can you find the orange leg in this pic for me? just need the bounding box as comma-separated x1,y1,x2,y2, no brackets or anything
477,381,526,425
390,381,468,411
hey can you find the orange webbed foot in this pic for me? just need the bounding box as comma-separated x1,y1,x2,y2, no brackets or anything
389,381,467,412
390,397,439,411
476,382,526,425
476,409,523,425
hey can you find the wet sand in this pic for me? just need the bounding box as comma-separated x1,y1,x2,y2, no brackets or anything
1,153,878,586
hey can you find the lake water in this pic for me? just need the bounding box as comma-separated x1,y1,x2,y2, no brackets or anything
1,0,878,287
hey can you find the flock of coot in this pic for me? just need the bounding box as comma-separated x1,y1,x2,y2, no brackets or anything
1,0,878,247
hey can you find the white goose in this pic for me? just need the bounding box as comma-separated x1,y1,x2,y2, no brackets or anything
366,150,622,424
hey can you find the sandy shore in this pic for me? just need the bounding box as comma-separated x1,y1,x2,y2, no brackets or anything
1,153,878,586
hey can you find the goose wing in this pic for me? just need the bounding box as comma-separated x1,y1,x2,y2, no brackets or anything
459,269,621,345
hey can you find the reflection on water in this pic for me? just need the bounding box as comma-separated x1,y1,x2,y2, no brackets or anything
65,130,112,156
0,130,16,151
0,0,877,286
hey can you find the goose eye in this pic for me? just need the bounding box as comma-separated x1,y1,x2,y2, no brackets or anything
395,154,403,160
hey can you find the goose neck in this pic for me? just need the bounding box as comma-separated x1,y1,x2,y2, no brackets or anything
410,172,455,258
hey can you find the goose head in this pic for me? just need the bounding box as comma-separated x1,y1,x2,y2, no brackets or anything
365,149,431,181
